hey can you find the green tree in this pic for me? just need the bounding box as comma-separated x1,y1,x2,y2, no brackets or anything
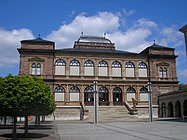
179,83,187,91
0,75,55,139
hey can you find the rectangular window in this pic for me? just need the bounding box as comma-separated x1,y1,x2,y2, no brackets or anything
126,68,134,77
70,93,79,101
31,68,36,75
37,68,41,75
85,67,94,76
139,69,147,77
99,67,108,76
55,66,65,75
127,93,135,101
70,66,80,76
112,68,121,77
55,93,64,101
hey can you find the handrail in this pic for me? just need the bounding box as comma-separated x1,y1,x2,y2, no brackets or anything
124,101,137,115
80,102,85,120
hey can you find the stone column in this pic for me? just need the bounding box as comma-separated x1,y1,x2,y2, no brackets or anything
122,60,126,79
109,85,113,106
123,86,127,102
94,59,98,77
80,85,84,103
80,59,84,77
65,84,69,105
66,58,70,77
108,60,112,78
135,61,138,79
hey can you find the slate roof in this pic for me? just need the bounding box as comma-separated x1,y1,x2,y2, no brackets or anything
21,37,54,44
179,24,187,33
56,47,138,55
148,43,174,50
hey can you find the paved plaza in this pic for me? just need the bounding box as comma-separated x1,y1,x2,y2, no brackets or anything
56,120,187,140
0,119,187,139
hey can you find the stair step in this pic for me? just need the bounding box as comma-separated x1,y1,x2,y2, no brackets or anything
84,106,138,122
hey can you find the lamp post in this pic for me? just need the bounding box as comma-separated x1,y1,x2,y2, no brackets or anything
148,81,153,122
93,81,98,124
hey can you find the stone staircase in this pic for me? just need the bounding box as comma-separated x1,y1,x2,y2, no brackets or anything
84,106,139,122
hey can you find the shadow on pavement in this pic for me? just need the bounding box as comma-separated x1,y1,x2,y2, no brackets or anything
0,133,49,139
155,118,187,122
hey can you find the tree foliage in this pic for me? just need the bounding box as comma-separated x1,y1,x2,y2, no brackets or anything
179,83,187,91
0,75,55,117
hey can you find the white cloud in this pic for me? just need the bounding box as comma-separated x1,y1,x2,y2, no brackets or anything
0,10,184,72
0,28,34,67
47,12,120,49
159,26,183,48
47,11,172,53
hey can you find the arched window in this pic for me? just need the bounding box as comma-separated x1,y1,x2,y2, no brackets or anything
125,61,135,77
31,63,41,75
69,86,80,101
54,86,65,101
55,59,66,75
138,62,147,77
70,59,80,76
112,61,122,77
159,67,167,78
126,87,136,101
140,87,148,101
98,86,109,103
98,60,108,76
84,60,94,76
84,86,94,104
113,87,122,103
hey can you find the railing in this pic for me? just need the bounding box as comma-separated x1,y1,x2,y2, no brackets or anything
124,101,138,115
80,102,85,120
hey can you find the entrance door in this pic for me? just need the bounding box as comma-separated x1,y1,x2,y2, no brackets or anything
98,86,109,106
84,86,94,106
113,87,123,105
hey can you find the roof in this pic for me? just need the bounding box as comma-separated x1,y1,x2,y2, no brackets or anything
56,47,138,55
148,43,174,50
21,37,54,44
158,90,187,97
77,35,112,44
179,24,187,33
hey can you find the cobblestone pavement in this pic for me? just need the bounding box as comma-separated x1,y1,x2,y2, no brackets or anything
56,120,187,140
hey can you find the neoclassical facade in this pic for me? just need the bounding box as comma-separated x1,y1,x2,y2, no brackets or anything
18,35,179,116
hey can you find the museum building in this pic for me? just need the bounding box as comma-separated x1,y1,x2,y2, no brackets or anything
18,35,179,119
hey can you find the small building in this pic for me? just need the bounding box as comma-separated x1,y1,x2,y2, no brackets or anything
158,91,187,118
17,35,179,120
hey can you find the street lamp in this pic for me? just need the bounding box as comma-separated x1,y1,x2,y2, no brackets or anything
93,81,98,124
148,81,153,122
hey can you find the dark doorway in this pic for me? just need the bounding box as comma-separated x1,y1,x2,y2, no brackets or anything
161,103,166,118
113,87,123,105
175,101,181,117
168,102,173,117
183,100,187,116
99,86,109,106
84,86,94,106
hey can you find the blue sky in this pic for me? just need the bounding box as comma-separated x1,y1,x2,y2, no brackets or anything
0,0,187,83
